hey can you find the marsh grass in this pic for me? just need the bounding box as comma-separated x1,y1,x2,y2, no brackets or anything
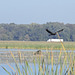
2,33,75,75
0,41,75,50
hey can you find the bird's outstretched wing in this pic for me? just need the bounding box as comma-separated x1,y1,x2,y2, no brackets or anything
46,29,53,34
57,29,64,33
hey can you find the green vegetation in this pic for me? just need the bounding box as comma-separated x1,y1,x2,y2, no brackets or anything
0,22,75,41
0,41,75,50
2,47,75,75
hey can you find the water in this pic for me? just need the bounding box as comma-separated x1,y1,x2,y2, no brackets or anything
0,49,75,75
0,49,75,52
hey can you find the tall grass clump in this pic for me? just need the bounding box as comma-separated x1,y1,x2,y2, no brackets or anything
2,49,75,75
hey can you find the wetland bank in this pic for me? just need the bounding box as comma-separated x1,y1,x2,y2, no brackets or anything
0,41,75,75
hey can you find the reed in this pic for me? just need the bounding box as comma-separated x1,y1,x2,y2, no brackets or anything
2,49,75,75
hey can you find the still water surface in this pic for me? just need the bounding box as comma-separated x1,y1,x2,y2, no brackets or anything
0,48,75,52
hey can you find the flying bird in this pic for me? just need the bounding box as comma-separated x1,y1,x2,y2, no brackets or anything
46,29,64,35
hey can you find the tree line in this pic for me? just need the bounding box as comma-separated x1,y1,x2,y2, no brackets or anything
0,22,75,41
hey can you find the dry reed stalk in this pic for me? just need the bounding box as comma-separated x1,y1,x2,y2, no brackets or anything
18,51,22,63
51,48,53,74
7,63,16,72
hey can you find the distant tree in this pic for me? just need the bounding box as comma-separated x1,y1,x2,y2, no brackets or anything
24,34,30,41
0,22,75,41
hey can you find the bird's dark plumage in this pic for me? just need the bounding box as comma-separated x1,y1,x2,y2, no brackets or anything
46,29,64,35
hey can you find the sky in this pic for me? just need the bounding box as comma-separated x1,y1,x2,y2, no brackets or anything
0,0,75,24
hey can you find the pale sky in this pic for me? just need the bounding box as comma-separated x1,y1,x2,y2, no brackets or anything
0,0,75,24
